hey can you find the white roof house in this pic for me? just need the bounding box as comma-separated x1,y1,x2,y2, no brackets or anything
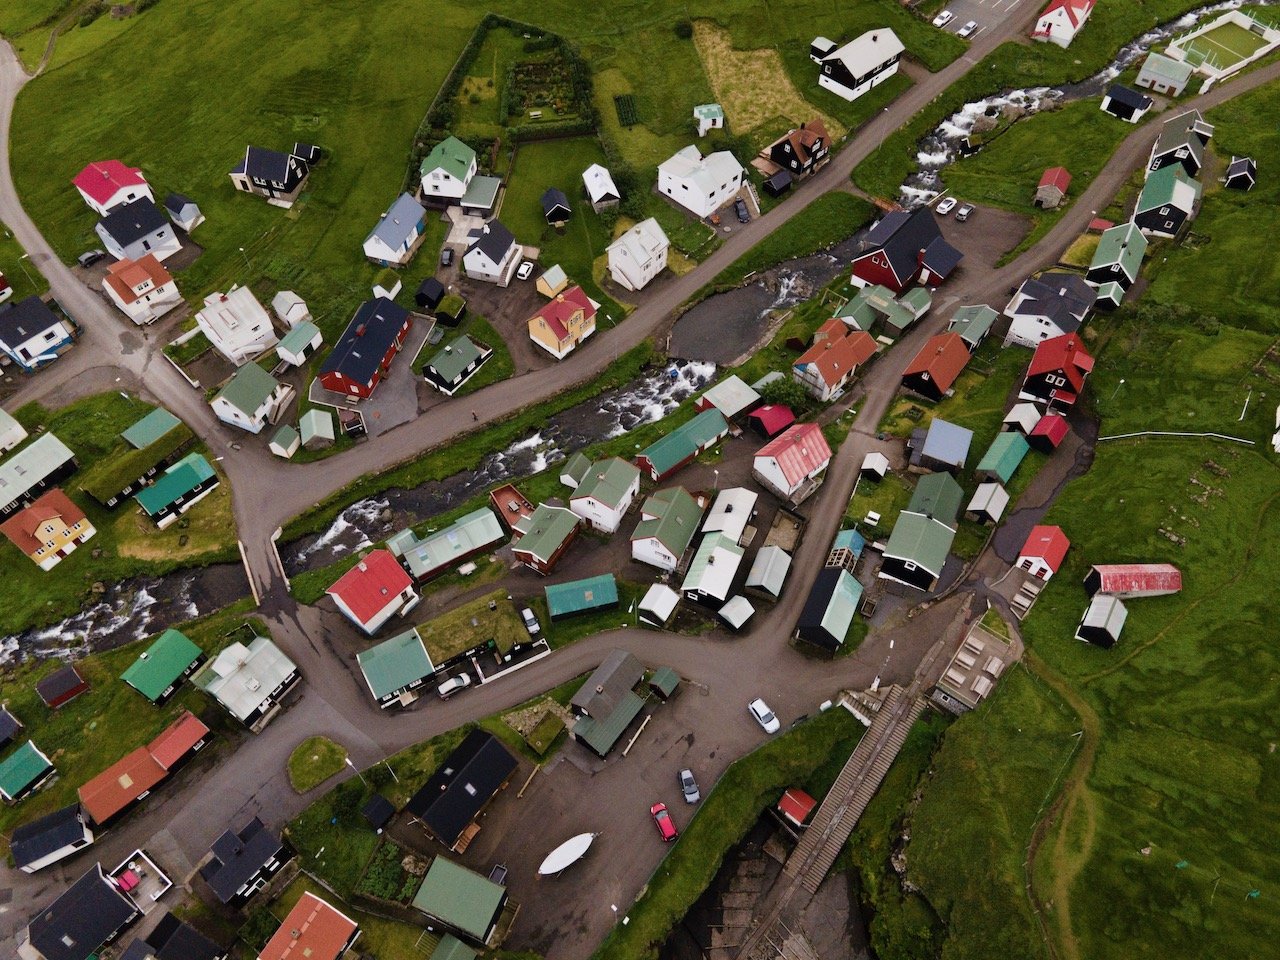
814,28,905,102
719,595,755,630
701,487,757,545
861,451,890,479
607,217,670,292
0,407,27,453
697,375,760,419
195,286,278,365
1003,402,1043,435
582,164,620,212
745,545,792,599
682,532,745,604
693,103,725,137
657,145,745,219
966,482,1010,523
271,290,311,328
638,583,680,627
194,636,298,730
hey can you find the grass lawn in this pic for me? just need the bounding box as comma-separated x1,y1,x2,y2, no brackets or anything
413,313,514,395
414,589,526,662
593,708,864,960
0,222,48,301
502,136,621,312
266,875,439,958
1144,79,1280,333
4,393,239,637
712,192,873,288
0,602,261,854
287,736,348,793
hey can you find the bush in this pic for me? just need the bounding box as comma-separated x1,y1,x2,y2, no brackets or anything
674,20,693,39
356,841,410,901
239,908,280,951
760,378,814,415
136,0,159,10
79,3,106,27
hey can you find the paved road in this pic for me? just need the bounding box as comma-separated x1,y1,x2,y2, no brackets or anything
5,10,1280,954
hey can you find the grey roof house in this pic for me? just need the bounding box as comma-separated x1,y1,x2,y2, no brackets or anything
95,198,181,263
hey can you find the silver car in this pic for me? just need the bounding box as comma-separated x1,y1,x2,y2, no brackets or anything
679,768,701,804
749,698,781,734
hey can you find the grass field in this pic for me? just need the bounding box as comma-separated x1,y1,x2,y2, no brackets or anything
287,736,348,793
0,603,260,853
0,222,47,302
5,394,239,637
1145,80,1280,332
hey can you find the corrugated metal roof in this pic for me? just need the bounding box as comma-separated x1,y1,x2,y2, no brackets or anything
545,574,619,617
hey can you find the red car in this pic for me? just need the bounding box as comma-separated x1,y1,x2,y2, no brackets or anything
650,802,678,842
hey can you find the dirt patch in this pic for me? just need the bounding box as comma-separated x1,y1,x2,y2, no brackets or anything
692,21,845,139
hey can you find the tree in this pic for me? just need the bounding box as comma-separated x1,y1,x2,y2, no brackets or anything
760,377,814,416
674,20,693,39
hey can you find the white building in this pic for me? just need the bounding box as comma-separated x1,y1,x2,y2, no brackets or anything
195,286,278,365
271,290,311,328
0,408,27,453
1032,0,1096,48
275,321,323,368
101,255,181,325
607,218,670,292
657,145,744,219
701,487,758,545
419,136,477,202
568,457,641,533
693,103,725,137
682,532,745,605
752,423,832,505
811,28,904,102
73,160,153,216
210,363,293,434
362,193,427,267
582,164,620,212
462,220,522,287
95,198,182,263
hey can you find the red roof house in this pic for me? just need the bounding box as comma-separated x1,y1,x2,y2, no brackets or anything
1035,166,1073,208
900,332,971,402
753,423,833,504
778,787,817,827
1028,413,1070,452
747,404,796,439
326,549,419,635
72,160,153,216
147,710,210,771
79,747,167,828
527,286,598,359
1084,563,1182,599
1018,333,1094,407
1087,217,1115,233
1032,0,1097,48
793,321,877,401
1017,525,1071,581
260,892,360,960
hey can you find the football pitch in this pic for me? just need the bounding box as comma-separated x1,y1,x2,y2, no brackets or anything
1181,21,1269,69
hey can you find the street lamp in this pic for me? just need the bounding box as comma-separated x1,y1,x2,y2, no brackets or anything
1110,378,1126,400
238,246,252,272
17,252,36,289
344,756,367,787
712,468,719,491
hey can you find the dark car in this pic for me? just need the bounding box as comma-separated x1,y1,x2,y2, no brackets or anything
650,802,678,842
734,198,751,223
440,247,454,267
77,250,106,268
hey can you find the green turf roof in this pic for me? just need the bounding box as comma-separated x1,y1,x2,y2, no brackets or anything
120,628,203,701
79,420,193,502
121,407,181,449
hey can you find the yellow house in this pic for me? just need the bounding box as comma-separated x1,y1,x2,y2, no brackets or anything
527,285,600,360
0,488,96,571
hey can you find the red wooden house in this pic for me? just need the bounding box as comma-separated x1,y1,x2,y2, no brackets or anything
318,298,412,399
1018,333,1094,407
850,207,963,293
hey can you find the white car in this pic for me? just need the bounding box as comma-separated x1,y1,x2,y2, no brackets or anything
935,196,958,216
437,673,472,700
932,10,954,28
520,607,541,636
516,261,535,281
957,20,978,38
749,698,781,734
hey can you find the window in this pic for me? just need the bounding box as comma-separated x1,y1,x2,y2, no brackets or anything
142,240,151,251
45,330,57,341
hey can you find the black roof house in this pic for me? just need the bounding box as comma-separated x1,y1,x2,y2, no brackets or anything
98,198,168,247
0,296,66,354
243,146,304,185
541,187,572,224
405,729,518,849
292,142,322,164
1225,156,1257,191
1102,84,1152,121
362,793,396,832
11,803,91,873
0,706,22,748
163,192,195,217
25,863,140,960
415,277,445,310
1008,273,1095,334
854,207,963,288
121,912,226,960
763,170,793,197
36,664,89,708
319,297,410,387
199,817,292,906
466,219,517,264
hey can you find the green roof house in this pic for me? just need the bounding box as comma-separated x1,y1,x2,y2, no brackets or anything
121,629,205,705
631,486,704,572
420,136,479,202
571,649,646,757
210,362,290,434
908,471,964,526
511,504,580,575
568,457,640,533
299,409,335,449
946,304,998,351
412,856,508,947
386,507,505,580
1136,52,1193,97
275,320,323,367
636,408,728,481
121,408,181,449
1134,164,1201,239
559,451,592,488
135,452,219,528
796,567,863,651
1086,221,1148,309
880,511,956,593
268,424,300,459
430,935,478,960
976,431,1030,484
545,574,619,619
357,627,436,708
79,412,194,507
424,335,493,396
0,741,54,803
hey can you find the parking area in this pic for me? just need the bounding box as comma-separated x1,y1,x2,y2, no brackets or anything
933,201,1033,277
932,0,1031,40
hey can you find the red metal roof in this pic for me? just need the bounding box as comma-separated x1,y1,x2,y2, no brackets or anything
103,254,173,306
1027,333,1094,393
1019,525,1071,572
72,160,147,206
0,488,88,556
1030,413,1070,447
326,549,413,625
1038,166,1072,191
78,747,167,825
778,787,817,826
1038,0,1096,28
1089,564,1182,595
148,710,209,770
260,892,358,960
902,332,971,394
1087,217,1114,233
795,326,877,388
529,286,595,342
755,423,832,487
748,404,796,436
